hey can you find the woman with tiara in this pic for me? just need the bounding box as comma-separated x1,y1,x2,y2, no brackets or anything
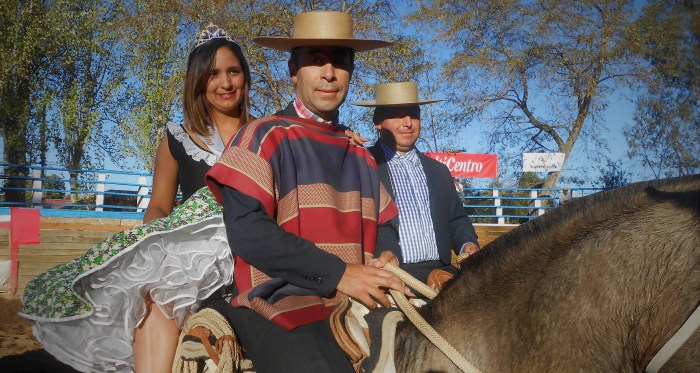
19,24,251,372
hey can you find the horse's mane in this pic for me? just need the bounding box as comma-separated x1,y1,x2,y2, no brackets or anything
484,174,700,256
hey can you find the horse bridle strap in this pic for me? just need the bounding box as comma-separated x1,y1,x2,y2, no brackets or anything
383,263,482,373
645,301,700,373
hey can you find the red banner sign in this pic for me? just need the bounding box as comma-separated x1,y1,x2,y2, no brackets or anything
424,153,498,178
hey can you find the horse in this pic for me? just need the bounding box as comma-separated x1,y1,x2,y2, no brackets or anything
393,175,699,372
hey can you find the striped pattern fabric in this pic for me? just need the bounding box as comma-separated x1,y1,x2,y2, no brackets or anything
206,115,397,330
379,141,440,263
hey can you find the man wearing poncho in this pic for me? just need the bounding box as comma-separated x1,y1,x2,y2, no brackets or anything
204,11,412,372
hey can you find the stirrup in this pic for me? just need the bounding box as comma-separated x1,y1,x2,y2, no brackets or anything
427,268,454,292
173,308,242,373
181,327,218,361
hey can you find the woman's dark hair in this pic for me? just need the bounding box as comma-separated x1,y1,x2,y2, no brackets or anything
183,38,251,136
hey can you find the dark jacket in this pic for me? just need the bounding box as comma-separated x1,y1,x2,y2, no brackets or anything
275,101,297,117
369,142,479,266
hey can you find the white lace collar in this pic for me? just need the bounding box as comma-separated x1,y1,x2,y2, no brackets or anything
167,122,218,166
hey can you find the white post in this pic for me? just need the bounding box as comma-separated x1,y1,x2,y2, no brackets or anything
538,191,547,216
493,189,504,225
31,169,43,208
137,176,149,212
530,190,546,217
95,173,105,211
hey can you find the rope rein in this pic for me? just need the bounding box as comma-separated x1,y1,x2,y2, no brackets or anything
383,262,482,373
171,255,480,373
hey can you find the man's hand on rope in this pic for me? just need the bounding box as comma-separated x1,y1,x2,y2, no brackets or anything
337,251,412,309
463,242,479,256
367,250,399,269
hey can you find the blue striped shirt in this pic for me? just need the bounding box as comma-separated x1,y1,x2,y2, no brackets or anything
379,141,439,263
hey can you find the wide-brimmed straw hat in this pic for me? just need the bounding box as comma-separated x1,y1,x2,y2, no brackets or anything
351,82,442,107
253,11,391,52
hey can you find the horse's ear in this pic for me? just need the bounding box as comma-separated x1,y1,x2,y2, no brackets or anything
645,186,699,211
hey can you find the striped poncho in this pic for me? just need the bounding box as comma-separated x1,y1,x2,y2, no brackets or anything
206,115,397,330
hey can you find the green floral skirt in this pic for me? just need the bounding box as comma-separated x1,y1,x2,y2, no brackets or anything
19,188,233,372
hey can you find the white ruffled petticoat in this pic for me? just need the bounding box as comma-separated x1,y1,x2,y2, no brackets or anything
19,188,232,372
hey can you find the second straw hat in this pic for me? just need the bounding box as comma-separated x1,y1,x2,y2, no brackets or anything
352,82,442,107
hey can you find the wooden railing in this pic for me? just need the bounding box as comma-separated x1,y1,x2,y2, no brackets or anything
1,163,152,215
1,163,605,224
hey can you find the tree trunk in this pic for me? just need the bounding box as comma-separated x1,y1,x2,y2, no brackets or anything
1,82,31,203
543,171,562,189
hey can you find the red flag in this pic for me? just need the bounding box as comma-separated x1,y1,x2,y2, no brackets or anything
7,208,40,294
11,208,40,245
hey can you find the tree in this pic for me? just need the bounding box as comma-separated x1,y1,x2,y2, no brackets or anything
624,0,700,178
0,0,78,202
113,1,185,170
503,171,546,223
518,172,545,189
112,0,428,168
597,158,630,188
2,0,429,179
413,1,650,188
43,1,132,193
43,174,67,199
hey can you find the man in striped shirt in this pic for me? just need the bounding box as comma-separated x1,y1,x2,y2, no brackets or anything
357,82,480,288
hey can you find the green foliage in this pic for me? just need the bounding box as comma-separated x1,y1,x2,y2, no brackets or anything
5,0,694,189
624,0,700,177
107,0,427,169
113,1,184,170
0,0,78,201
461,186,494,224
518,172,545,189
47,1,132,189
597,159,631,188
43,174,67,199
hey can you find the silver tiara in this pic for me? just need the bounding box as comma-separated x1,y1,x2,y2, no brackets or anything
195,23,237,48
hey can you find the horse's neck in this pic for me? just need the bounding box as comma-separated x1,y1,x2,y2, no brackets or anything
416,177,700,371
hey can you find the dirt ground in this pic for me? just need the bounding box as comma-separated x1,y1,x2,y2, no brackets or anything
0,293,78,373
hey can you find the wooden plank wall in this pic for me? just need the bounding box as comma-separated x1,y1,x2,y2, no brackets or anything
474,224,517,247
1,217,141,294
1,219,516,295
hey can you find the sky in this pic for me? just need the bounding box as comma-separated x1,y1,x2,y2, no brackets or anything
0,77,646,189
390,1,654,188
0,1,661,189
